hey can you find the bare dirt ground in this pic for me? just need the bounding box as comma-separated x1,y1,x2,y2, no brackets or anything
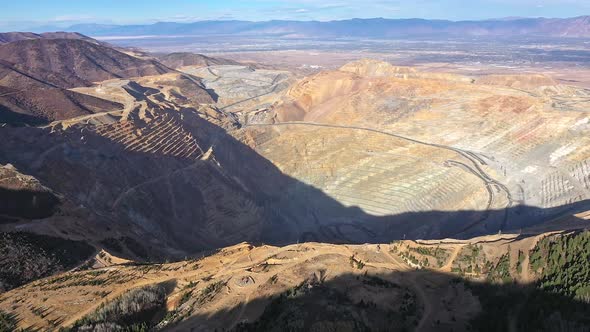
0,230,577,331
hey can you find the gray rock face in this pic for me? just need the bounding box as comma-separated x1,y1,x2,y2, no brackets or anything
182,65,294,112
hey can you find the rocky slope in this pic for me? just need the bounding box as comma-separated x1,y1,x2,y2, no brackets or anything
158,52,240,69
2,57,590,256
0,107,258,255
0,39,173,89
182,64,294,112
0,65,298,262
1,51,590,332
0,164,60,221
0,31,100,45
0,86,124,126
245,59,590,240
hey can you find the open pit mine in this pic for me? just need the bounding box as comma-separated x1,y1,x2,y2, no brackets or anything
0,35,588,331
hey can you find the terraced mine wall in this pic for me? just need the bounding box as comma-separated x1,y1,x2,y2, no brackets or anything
3,102,589,259
2,61,590,260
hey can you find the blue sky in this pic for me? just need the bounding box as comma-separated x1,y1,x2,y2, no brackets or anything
1,0,589,30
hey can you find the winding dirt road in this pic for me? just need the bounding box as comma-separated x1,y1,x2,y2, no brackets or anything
243,121,514,235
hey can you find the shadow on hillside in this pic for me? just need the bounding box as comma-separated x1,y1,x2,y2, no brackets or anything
164,269,590,332
0,105,48,126
0,187,60,221
0,107,589,257
182,111,590,245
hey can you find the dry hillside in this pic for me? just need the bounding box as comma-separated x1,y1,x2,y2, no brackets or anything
0,39,173,89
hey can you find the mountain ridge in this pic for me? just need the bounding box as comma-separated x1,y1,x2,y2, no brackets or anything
44,16,590,38
0,38,173,89
0,31,100,44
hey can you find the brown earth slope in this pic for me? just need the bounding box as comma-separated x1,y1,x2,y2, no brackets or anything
1,230,587,331
242,60,590,239
0,86,124,126
1,57,590,297
0,164,60,221
0,75,285,259
158,52,240,69
0,32,39,44
0,39,173,89
0,32,100,45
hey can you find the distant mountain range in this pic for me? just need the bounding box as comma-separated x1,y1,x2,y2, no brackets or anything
46,16,590,38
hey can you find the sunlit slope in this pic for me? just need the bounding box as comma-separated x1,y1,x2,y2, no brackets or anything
235,59,590,237
1,230,588,331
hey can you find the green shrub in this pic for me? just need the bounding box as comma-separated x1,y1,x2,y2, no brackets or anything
487,252,512,283
470,231,590,331
0,310,17,332
349,255,365,269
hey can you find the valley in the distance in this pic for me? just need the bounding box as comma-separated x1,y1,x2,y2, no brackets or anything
0,26,589,332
